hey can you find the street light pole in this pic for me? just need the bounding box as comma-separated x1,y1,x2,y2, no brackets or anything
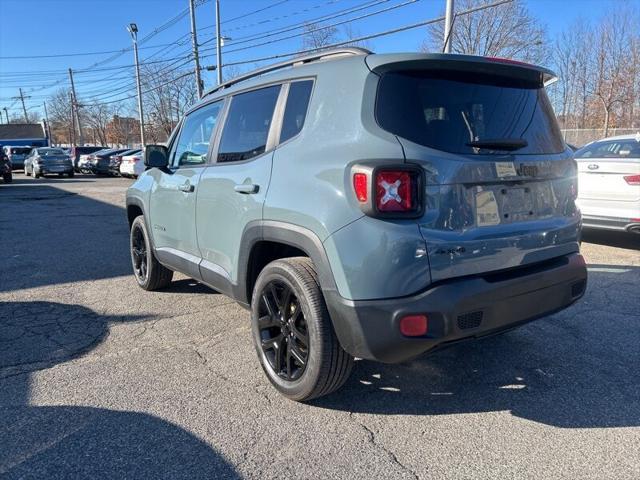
128,23,146,147
443,0,455,53
215,0,222,85
189,0,203,98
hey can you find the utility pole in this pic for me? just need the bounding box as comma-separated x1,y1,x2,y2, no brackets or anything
2,107,9,123
18,88,29,122
43,101,52,146
443,0,455,54
68,69,84,145
215,0,222,85
69,92,76,146
189,0,203,98
127,23,146,147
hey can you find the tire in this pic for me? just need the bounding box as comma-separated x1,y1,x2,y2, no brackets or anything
130,215,173,291
34,170,40,178
251,257,354,401
3,172,12,183
68,171,74,178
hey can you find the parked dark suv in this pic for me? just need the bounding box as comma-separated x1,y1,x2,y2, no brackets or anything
126,49,587,401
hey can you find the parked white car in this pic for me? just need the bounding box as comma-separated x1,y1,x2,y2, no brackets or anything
119,149,144,178
575,133,640,233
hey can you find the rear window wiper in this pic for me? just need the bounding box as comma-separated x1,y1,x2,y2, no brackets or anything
466,138,528,151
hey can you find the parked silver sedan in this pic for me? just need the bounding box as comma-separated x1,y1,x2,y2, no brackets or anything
24,148,74,178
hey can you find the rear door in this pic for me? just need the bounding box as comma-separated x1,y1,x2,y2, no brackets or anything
575,139,640,218
374,64,579,282
148,100,224,278
196,84,283,294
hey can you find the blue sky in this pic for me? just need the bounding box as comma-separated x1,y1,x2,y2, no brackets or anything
0,0,625,119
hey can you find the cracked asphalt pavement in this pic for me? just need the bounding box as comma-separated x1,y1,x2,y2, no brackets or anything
1,175,639,479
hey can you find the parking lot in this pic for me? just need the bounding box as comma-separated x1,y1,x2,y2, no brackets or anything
1,175,638,479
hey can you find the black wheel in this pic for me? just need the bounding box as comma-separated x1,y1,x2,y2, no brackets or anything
130,215,173,290
251,257,353,401
68,171,74,178
3,173,11,183
34,170,41,178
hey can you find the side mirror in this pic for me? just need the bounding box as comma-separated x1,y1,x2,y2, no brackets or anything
144,145,169,168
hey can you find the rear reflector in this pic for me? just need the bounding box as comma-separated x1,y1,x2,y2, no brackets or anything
353,172,368,202
623,174,640,185
399,315,428,337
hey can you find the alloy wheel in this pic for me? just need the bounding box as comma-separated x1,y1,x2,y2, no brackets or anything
131,225,148,282
258,280,309,381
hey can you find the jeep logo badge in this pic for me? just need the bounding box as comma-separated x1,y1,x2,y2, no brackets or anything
588,164,599,170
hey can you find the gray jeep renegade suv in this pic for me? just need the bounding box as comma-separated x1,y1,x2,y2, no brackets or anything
126,48,587,401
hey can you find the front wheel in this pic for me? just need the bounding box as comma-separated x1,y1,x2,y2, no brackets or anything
3,172,12,183
251,257,354,401
68,171,74,178
130,215,173,290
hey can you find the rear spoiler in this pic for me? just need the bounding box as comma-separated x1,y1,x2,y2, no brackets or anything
365,53,557,87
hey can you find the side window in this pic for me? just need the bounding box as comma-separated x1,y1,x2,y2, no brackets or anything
171,100,223,167
279,80,313,143
217,85,281,163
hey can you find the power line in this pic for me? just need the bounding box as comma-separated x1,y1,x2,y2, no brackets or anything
0,42,180,60
221,0,513,68
200,0,419,57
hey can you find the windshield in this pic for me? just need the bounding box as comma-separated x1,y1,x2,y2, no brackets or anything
376,70,565,155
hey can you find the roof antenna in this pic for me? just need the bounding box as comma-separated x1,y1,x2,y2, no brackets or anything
442,12,458,53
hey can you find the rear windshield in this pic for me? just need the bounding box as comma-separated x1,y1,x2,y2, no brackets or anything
78,146,105,154
39,148,64,156
575,139,640,159
376,70,565,155
11,147,31,155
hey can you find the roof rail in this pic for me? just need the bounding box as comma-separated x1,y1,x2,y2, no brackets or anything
203,47,372,97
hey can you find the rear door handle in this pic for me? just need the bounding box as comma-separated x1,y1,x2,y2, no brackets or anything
234,184,259,194
179,183,195,193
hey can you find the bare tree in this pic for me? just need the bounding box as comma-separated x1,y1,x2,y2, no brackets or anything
423,0,548,64
551,4,639,135
302,22,338,52
8,111,40,124
140,62,197,142
46,88,74,145
341,24,372,51
83,102,112,145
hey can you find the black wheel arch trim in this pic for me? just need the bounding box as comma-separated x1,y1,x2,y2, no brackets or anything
235,221,357,355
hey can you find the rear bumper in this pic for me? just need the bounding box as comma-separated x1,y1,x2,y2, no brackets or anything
582,215,640,233
326,253,587,363
38,165,73,174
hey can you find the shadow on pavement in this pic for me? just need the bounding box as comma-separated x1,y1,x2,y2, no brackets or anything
314,265,639,428
0,301,239,479
0,184,130,293
582,228,639,250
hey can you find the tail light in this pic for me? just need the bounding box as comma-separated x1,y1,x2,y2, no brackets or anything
376,170,413,212
351,164,423,218
623,174,640,185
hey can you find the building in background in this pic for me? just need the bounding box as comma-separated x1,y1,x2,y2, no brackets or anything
106,115,141,147
0,123,49,148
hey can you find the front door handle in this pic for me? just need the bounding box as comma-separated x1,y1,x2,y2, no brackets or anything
179,183,195,193
234,184,259,194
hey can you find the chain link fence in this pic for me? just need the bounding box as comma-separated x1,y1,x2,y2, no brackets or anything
561,128,639,147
